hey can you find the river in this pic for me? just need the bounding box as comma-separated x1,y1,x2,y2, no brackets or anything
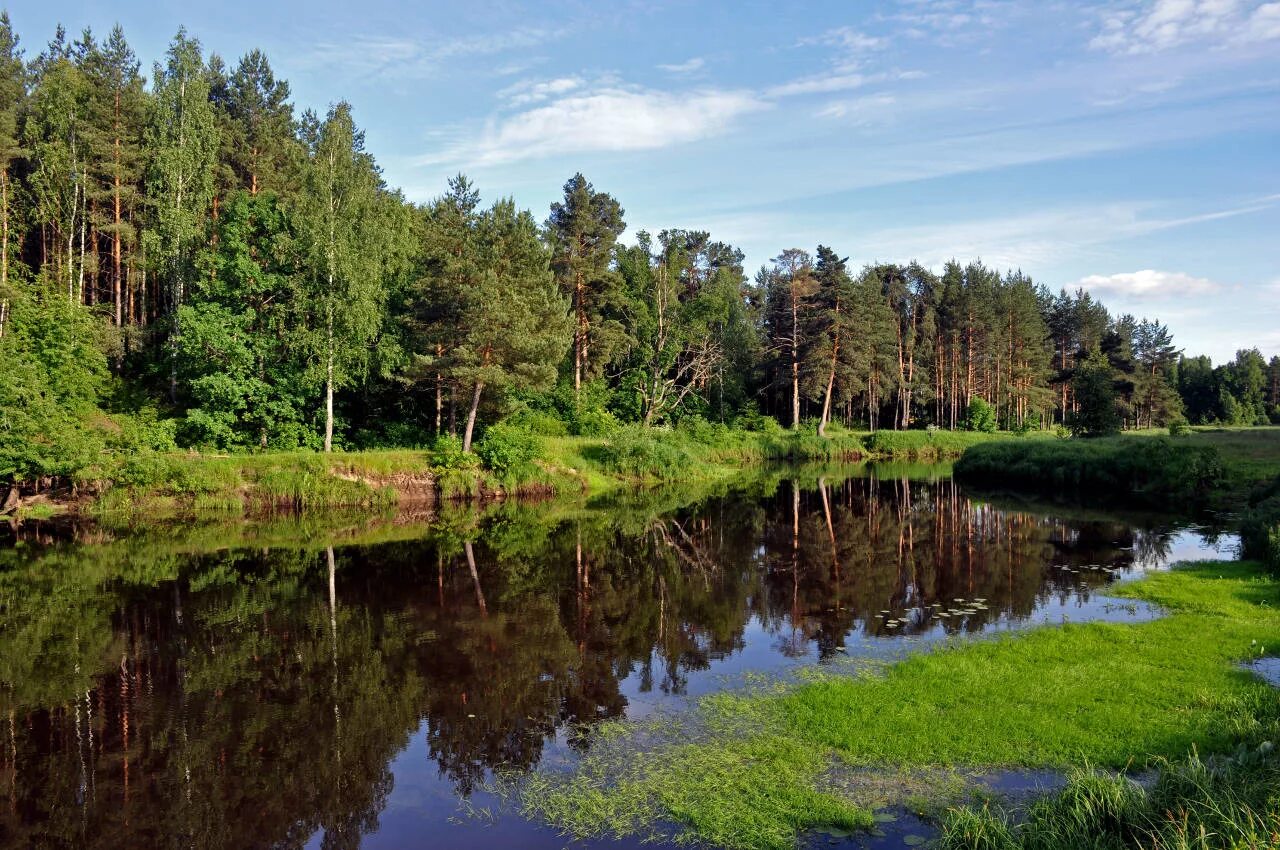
0,465,1233,849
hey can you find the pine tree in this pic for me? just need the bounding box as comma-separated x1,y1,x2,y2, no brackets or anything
546,173,626,399
805,245,855,436
224,49,298,198
24,28,88,301
762,248,816,429
407,174,482,436
78,25,145,326
456,197,572,451
1069,349,1121,437
1131,318,1182,428
0,12,25,337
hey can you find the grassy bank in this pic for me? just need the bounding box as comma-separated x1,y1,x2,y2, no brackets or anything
954,437,1226,510
516,560,1280,849
6,423,1015,520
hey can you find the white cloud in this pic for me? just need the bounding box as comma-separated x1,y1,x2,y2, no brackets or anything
498,76,584,106
421,86,768,167
658,57,705,73
1074,269,1222,298
1090,0,1280,54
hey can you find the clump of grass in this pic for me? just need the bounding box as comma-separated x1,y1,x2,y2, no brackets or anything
515,719,873,850
254,463,394,510
938,746,1280,850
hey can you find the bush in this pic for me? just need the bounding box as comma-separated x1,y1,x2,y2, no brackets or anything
676,416,734,448
964,398,997,433
475,423,541,477
570,406,620,437
503,408,568,437
430,435,477,471
1168,418,1192,436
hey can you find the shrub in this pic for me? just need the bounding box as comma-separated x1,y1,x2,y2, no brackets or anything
430,435,478,471
503,408,568,436
475,423,541,477
570,406,620,437
964,398,997,433
676,416,734,448
1168,418,1192,436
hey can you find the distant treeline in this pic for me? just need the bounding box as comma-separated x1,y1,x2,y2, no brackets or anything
1,17,1277,483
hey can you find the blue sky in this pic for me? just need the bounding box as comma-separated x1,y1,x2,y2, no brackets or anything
9,0,1280,361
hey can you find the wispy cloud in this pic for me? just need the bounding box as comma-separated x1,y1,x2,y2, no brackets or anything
303,26,559,79
1090,0,1280,54
1074,269,1222,298
766,72,870,98
419,86,768,167
658,57,705,73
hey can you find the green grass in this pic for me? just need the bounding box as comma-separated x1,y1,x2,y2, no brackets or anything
519,561,1280,849
938,748,1280,850
955,436,1227,509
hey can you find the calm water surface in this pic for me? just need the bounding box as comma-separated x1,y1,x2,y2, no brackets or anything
0,468,1231,849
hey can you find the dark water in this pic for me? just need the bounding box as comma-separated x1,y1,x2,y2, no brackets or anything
0,469,1232,849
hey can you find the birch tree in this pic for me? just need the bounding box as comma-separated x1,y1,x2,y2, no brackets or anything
299,102,405,451
144,28,217,398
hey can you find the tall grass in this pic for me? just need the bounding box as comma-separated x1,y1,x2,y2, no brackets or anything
938,746,1280,850
954,437,1225,508
1240,476,1280,573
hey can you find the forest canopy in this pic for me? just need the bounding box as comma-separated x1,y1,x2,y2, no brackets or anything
1,16,1278,485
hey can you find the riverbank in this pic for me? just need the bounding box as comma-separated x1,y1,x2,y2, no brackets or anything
955,426,1280,507
515,558,1280,850
505,428,1280,849
2,424,1007,521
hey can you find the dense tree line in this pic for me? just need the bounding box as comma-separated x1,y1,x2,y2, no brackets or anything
0,16,1276,482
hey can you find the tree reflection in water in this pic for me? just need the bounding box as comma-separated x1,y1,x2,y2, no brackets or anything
0,471,1197,848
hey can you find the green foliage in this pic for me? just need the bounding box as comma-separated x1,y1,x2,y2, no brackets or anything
501,408,568,436
964,398,997,433
1068,350,1122,437
864,428,999,459
429,435,478,471
1240,477,1280,572
178,191,314,449
0,279,111,483
474,422,540,477
954,437,1225,508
